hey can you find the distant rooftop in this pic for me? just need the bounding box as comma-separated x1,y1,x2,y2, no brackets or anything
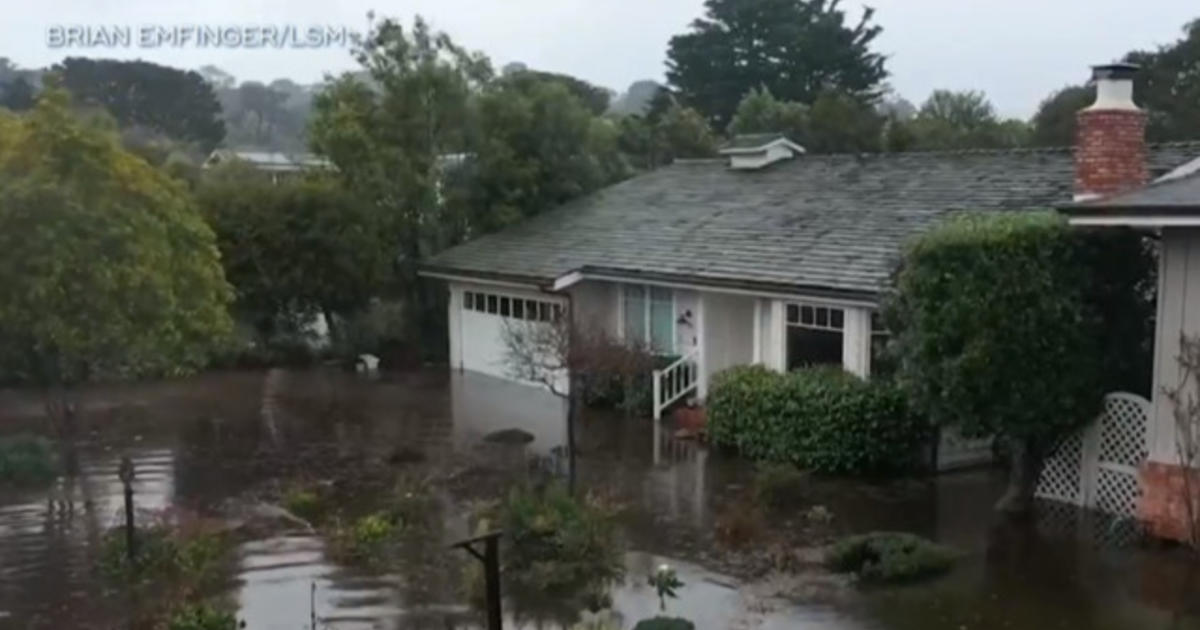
204,149,331,172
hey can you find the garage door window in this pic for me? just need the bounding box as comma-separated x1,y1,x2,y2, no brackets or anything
463,290,561,322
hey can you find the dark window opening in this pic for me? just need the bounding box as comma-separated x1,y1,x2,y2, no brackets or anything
500,297,511,317
787,327,843,371
487,295,498,314
513,300,524,319
464,292,474,310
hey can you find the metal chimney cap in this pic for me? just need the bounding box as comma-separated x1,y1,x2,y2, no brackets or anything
1092,63,1140,82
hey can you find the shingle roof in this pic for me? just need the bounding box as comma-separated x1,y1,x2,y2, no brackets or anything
425,143,1200,298
1064,169,1200,214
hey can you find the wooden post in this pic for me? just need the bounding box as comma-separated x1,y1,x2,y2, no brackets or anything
450,530,504,630
118,456,136,561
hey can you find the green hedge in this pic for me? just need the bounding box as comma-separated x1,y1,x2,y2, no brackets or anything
707,365,928,475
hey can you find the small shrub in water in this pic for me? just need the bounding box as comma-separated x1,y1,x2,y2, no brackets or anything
99,525,228,587
825,531,956,583
328,512,398,566
632,618,695,630
167,602,240,630
752,463,809,510
713,499,765,548
486,483,624,601
647,564,684,613
0,434,58,486
282,486,323,523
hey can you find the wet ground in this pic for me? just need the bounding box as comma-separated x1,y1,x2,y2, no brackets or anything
0,368,1198,629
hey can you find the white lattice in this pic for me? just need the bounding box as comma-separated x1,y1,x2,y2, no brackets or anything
1035,392,1150,518
1036,432,1084,505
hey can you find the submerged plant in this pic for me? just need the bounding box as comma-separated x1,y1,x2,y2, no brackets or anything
825,531,956,583
167,602,240,630
0,434,58,486
99,525,229,588
282,486,324,523
752,463,809,510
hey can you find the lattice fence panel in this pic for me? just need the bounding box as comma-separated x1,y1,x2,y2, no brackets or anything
1035,392,1149,518
1098,394,1149,468
1036,432,1084,505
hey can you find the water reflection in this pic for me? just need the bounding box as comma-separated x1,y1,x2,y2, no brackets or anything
0,368,1196,629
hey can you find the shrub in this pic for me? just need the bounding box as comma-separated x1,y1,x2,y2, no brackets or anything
167,602,239,630
282,486,324,523
752,463,809,510
99,526,229,587
633,618,695,630
713,498,766,548
884,212,1152,510
489,483,625,601
707,365,929,475
825,531,956,583
329,512,396,565
0,434,58,485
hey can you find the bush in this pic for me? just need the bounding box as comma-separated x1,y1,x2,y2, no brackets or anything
825,532,956,583
99,526,229,586
282,487,324,523
633,618,695,630
884,212,1152,510
0,434,58,485
167,602,239,630
329,512,397,565
707,365,929,475
489,483,625,600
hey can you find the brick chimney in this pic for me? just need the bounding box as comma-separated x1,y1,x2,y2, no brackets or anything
1074,63,1148,201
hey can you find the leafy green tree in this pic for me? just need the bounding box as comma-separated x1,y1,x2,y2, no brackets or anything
310,16,490,343
449,76,629,236
1030,85,1092,147
197,164,393,343
502,68,613,115
667,0,887,127
727,86,809,143
889,90,1029,151
0,89,232,425
885,213,1152,512
655,104,719,159
0,77,35,111
54,57,226,152
805,89,884,153
1126,18,1200,141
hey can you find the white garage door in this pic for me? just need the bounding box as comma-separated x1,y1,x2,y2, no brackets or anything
457,287,563,381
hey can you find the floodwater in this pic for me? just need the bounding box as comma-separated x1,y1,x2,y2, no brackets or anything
0,368,1197,629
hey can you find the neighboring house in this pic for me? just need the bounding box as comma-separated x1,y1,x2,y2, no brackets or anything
203,149,331,183
420,63,1200,422
1060,64,1200,543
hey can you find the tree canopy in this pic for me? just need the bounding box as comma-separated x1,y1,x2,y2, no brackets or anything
666,0,887,128
1029,85,1092,147
0,88,232,388
196,164,393,340
1127,18,1200,141
54,57,226,152
886,90,1029,151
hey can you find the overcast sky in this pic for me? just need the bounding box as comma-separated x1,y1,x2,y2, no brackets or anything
4,1,1197,117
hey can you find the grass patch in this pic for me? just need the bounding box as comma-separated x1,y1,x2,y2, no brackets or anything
282,486,325,523
0,434,58,486
825,531,956,583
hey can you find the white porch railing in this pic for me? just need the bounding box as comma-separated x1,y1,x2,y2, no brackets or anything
652,349,700,420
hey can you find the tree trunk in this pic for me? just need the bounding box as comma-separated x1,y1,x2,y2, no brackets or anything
995,437,1044,514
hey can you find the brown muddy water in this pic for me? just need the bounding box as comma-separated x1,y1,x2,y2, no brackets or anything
0,368,1198,629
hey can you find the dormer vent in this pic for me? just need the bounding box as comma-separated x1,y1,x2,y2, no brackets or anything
719,133,805,170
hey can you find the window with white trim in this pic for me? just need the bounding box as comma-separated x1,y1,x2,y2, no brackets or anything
462,290,561,322
785,302,844,370
622,285,675,354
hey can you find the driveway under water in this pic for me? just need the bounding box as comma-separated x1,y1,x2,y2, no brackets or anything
0,368,1197,629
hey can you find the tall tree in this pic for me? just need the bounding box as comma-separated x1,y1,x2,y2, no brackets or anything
197,164,393,342
0,88,232,426
666,0,887,127
1030,85,1092,147
0,77,35,112
501,68,613,116
54,58,226,152
727,86,809,143
1126,18,1200,142
805,89,884,153
889,90,1029,151
309,16,490,342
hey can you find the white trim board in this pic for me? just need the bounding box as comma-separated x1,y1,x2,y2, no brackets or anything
1069,216,1200,227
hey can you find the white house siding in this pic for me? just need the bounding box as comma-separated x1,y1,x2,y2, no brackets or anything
1149,228,1200,463
571,280,618,335
700,292,756,396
